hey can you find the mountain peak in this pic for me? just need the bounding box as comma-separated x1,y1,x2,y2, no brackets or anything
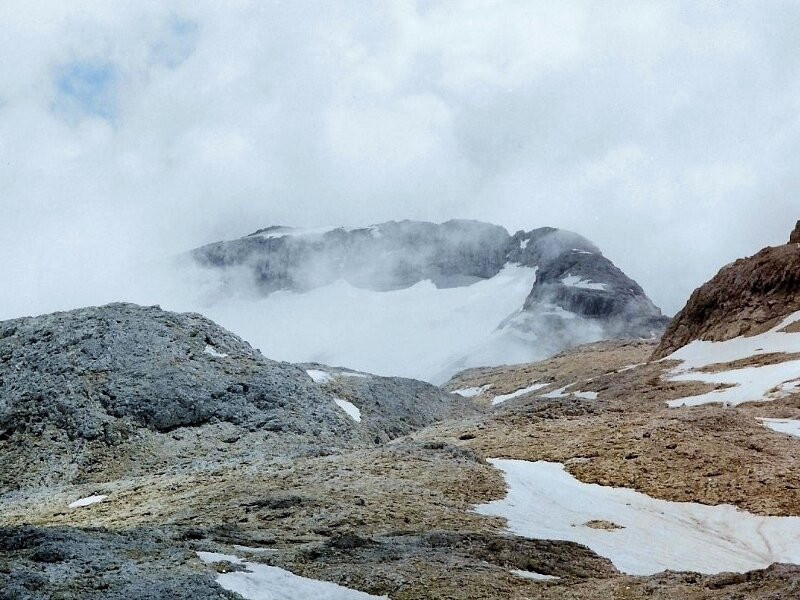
190,219,667,381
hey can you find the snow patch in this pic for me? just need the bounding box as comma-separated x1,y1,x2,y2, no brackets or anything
69,494,107,508
561,274,607,291
665,312,800,407
539,304,578,319
491,383,549,406
520,238,529,249
204,344,228,358
758,417,800,438
668,361,800,407
666,311,800,369
334,398,361,422
540,385,569,399
197,552,388,599
249,226,340,240
197,551,242,564
540,385,599,400
476,459,800,575
451,385,491,398
306,369,334,384
510,569,559,582
198,264,538,383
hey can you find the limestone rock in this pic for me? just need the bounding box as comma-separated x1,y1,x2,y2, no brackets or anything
0,303,476,490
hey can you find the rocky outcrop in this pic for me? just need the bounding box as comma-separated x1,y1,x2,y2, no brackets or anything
299,363,475,443
0,303,476,490
653,223,800,359
514,228,669,339
790,220,800,244
0,303,357,443
0,526,234,600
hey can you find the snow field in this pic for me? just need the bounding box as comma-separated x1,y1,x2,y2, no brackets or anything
476,459,800,576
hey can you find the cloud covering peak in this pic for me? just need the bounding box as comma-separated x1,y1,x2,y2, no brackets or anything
1,1,798,319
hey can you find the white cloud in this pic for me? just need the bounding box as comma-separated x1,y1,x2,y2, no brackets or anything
1,0,799,322
326,94,452,166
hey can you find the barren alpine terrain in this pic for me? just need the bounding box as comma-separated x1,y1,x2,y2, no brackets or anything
4,2,800,598
1,224,800,599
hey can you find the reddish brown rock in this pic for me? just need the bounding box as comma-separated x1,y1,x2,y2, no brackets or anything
653,224,800,359
790,220,800,244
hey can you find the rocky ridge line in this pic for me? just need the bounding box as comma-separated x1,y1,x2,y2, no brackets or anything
193,219,669,343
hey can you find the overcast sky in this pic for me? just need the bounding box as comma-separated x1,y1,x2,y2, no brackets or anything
2,1,799,319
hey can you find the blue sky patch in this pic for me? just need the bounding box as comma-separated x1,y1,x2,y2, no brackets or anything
151,15,198,68
55,60,118,120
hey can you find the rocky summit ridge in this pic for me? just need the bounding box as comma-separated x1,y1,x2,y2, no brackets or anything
192,219,669,374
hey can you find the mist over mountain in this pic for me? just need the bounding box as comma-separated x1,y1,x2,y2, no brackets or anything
5,4,800,598
190,219,668,382
4,220,800,600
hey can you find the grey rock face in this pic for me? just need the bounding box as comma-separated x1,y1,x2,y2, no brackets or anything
0,303,355,442
299,364,476,444
506,227,600,267
193,219,511,291
0,303,476,490
515,228,670,339
0,526,236,600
